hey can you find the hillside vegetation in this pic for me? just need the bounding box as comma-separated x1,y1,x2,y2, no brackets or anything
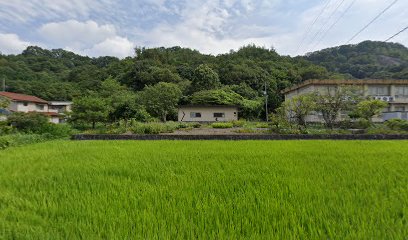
306,41,408,79
1,41,408,118
1,45,328,112
0,140,407,239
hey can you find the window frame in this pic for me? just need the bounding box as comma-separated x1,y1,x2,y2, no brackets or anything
213,112,225,118
190,112,202,118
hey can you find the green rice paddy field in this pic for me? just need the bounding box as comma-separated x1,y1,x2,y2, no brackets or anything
0,140,407,239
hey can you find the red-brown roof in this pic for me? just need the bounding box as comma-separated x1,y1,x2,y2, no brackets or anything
0,92,48,104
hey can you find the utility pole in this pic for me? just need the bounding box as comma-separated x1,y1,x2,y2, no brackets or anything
1,76,5,92
264,81,268,122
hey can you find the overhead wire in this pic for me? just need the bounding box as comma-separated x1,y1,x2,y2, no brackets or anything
304,0,347,53
345,0,399,44
295,0,332,55
310,0,357,51
385,25,408,42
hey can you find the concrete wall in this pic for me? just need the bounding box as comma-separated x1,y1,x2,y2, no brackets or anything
9,101,49,113
284,83,408,123
178,106,238,122
73,134,408,141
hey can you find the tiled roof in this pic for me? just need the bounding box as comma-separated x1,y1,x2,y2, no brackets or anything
0,92,48,104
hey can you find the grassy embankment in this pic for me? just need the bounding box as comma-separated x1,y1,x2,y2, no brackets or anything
0,140,407,239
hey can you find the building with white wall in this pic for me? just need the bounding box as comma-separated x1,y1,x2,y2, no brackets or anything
0,92,72,124
178,105,238,122
282,79,408,122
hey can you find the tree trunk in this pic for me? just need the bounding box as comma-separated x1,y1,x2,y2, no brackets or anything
92,121,95,129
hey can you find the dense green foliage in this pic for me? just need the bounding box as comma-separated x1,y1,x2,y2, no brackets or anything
0,140,407,238
2,42,408,121
0,45,331,120
306,41,408,79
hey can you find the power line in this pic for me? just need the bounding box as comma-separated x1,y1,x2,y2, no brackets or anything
385,25,408,42
345,0,399,44
295,0,332,55
304,0,347,53
311,0,357,51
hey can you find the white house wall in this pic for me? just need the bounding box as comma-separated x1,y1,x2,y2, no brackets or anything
178,107,238,122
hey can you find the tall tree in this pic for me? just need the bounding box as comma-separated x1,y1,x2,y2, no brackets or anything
191,64,221,92
354,99,388,123
313,86,360,128
71,95,110,128
282,94,315,128
140,82,182,122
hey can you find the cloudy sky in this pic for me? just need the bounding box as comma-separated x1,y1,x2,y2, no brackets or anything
0,0,407,58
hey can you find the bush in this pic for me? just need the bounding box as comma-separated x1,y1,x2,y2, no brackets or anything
231,120,246,127
211,122,233,129
40,124,74,138
385,119,408,131
255,122,269,128
7,112,49,133
0,121,15,135
355,118,371,129
130,122,179,134
0,134,51,150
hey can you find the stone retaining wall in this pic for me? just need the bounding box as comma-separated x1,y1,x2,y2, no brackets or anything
72,134,408,140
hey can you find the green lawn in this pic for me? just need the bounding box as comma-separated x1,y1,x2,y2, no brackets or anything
0,140,407,239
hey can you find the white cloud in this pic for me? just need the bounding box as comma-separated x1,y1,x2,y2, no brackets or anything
0,33,30,55
37,20,134,58
82,36,135,58
0,0,114,23
39,20,116,49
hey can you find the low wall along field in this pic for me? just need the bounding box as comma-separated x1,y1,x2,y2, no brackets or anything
0,140,407,238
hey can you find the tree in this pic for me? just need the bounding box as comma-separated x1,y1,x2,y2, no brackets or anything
191,64,221,92
354,99,388,122
71,95,110,128
0,96,9,111
282,94,315,128
7,112,49,133
140,82,182,122
190,89,263,120
312,86,360,128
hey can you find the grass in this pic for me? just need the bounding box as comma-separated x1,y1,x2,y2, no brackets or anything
0,140,407,239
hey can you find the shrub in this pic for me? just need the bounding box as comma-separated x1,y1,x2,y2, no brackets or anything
385,119,408,131
255,122,269,128
40,124,74,138
231,120,246,127
130,122,179,134
0,134,51,150
355,118,371,129
7,112,49,133
211,122,233,129
0,121,15,136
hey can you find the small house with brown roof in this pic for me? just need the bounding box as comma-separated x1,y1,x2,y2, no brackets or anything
0,92,72,124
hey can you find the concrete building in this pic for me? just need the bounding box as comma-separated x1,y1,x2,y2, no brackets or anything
282,79,408,122
178,105,238,122
0,92,72,124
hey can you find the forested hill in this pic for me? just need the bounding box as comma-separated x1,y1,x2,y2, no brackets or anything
0,45,328,111
305,41,408,79
1,41,407,113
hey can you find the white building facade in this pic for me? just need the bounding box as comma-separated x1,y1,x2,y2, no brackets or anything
178,105,238,122
282,79,408,123
0,92,72,124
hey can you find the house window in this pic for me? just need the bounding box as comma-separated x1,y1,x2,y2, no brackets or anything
190,112,201,118
36,104,45,111
395,106,405,112
368,86,389,96
213,113,225,118
396,86,408,97
23,102,28,106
